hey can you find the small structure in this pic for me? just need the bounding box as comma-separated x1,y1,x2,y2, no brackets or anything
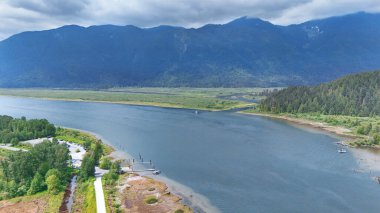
338,148,347,153
152,170,161,175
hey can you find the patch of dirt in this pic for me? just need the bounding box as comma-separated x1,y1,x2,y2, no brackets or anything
120,174,192,213
0,199,47,213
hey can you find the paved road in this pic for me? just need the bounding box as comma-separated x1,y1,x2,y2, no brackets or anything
94,167,108,213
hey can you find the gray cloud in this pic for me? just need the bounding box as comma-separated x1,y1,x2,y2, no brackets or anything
8,0,90,16
1,0,380,40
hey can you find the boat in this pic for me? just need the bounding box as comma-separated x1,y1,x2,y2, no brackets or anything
195,110,199,115
338,149,347,153
152,170,161,175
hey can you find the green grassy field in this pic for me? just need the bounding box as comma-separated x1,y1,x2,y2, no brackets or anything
0,88,274,111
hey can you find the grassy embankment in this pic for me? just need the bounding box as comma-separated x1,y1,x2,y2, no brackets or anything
244,109,380,147
0,88,270,111
71,178,96,213
102,173,125,213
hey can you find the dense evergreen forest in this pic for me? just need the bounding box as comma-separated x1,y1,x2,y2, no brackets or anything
260,70,380,116
0,115,55,145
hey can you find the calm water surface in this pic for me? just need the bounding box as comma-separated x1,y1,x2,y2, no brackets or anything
1,96,380,213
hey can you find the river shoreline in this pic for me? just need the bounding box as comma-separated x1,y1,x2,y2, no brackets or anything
240,112,380,173
66,127,199,212
239,112,358,140
2,95,380,212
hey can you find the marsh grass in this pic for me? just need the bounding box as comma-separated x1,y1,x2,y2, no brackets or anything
0,88,267,110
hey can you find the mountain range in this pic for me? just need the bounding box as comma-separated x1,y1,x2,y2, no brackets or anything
1,12,380,88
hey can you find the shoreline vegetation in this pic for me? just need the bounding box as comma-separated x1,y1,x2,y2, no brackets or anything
0,116,192,212
240,111,380,176
240,112,356,139
242,111,379,148
257,70,380,147
57,128,192,213
0,88,270,111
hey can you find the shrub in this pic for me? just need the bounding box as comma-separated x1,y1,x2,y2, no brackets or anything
357,126,365,135
79,154,95,181
46,175,61,195
373,134,380,145
100,157,112,170
28,173,46,195
103,170,118,185
17,185,28,196
144,196,158,204
45,169,61,179
52,138,59,144
6,181,18,198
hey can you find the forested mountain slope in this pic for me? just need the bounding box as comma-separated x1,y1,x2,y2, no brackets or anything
1,12,380,88
260,70,380,116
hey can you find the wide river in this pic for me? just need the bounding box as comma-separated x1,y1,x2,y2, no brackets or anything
1,96,380,213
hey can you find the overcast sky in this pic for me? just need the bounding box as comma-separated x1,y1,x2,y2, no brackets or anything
1,0,380,40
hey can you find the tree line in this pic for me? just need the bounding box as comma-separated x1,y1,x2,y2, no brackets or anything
0,115,122,202
0,115,55,145
260,70,380,116
0,140,70,199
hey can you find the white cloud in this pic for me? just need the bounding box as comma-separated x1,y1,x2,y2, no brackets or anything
0,0,379,40
270,0,380,24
